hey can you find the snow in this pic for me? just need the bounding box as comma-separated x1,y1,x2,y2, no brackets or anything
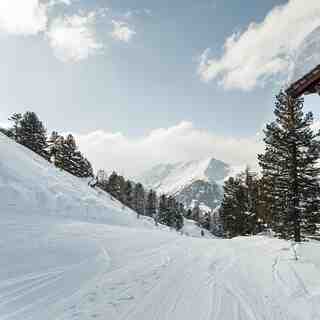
1,133,320,320
0,133,155,229
181,218,214,238
140,157,231,195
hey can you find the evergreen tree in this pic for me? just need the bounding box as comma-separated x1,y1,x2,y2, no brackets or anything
108,171,121,199
10,111,48,159
146,189,157,217
51,135,65,170
118,175,127,204
220,176,246,237
192,201,201,223
49,133,93,178
200,212,211,231
47,131,60,164
258,92,320,242
185,208,193,219
63,134,78,174
123,180,134,209
0,127,12,138
96,169,109,191
75,152,93,178
133,183,145,217
8,113,22,141
158,194,170,226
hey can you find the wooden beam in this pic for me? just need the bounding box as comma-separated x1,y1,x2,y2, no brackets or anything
286,64,320,98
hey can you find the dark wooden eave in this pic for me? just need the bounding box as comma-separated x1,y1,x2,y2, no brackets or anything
286,64,320,98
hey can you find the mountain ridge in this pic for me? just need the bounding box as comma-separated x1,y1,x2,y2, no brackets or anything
138,157,236,211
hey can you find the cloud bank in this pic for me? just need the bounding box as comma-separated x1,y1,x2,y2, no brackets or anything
0,0,135,62
76,121,263,177
198,0,320,90
0,0,48,35
47,12,103,62
111,20,136,42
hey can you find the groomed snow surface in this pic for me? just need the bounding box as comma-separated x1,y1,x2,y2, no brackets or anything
1,133,320,320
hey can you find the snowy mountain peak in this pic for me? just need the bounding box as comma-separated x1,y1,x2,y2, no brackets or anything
139,157,230,195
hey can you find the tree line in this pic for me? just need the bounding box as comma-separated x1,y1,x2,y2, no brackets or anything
96,170,185,230
3,111,93,178
1,111,185,231
219,91,320,242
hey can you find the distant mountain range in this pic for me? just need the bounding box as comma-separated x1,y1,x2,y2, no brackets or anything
138,157,243,212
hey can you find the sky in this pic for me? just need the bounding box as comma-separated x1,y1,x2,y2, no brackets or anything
1,0,320,176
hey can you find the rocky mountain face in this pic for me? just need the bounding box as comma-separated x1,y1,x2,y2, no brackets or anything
139,157,232,212
175,180,222,211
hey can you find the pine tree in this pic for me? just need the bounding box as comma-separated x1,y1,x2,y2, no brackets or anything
220,176,246,237
47,131,60,163
192,201,201,223
63,134,78,174
185,208,193,219
8,113,22,141
49,133,93,178
200,212,211,231
146,189,157,217
242,167,260,234
258,91,320,242
133,183,145,217
96,169,109,191
118,175,127,204
158,194,170,226
108,172,121,199
11,111,48,159
123,180,134,209
75,153,93,178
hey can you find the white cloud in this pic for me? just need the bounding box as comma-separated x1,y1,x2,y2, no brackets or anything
0,0,48,35
48,0,73,7
198,0,320,90
111,20,136,42
76,121,263,177
47,12,103,62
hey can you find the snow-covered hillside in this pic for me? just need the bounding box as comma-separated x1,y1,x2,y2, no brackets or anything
1,133,320,320
0,133,155,229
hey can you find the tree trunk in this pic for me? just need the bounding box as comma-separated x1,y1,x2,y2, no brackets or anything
289,97,301,243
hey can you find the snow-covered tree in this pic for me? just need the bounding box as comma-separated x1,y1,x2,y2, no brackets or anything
133,183,145,218
9,111,48,160
146,189,157,217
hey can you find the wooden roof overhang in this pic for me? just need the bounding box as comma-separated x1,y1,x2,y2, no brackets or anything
286,64,320,98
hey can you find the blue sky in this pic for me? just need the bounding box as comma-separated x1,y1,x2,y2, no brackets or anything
1,0,320,175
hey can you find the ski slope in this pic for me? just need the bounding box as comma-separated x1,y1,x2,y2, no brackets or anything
1,134,320,320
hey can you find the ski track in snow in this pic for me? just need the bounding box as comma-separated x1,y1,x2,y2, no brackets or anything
1,213,320,320
1,133,320,320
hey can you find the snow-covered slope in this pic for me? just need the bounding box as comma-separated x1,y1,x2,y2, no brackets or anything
0,133,154,229
289,26,320,84
1,133,320,320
